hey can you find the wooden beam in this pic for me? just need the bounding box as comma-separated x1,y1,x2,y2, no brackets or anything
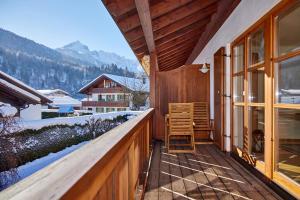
102,0,135,18
152,0,218,31
135,0,155,52
131,38,146,50
159,53,190,63
157,39,198,57
186,0,241,64
154,17,210,45
158,43,196,59
156,29,202,52
117,0,193,33
153,5,216,41
159,59,187,71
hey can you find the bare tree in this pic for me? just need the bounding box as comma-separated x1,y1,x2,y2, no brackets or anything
122,74,149,111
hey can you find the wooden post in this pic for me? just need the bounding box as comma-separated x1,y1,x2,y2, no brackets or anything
150,51,159,139
265,17,273,179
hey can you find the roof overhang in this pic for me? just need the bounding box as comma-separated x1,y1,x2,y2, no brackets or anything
102,0,240,72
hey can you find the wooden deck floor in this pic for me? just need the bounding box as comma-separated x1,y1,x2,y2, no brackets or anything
144,142,282,200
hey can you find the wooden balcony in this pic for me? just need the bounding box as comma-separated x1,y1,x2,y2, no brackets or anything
0,109,283,199
82,100,129,107
145,142,282,200
0,109,154,200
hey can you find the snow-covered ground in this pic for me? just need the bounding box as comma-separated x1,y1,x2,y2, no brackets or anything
18,110,142,131
0,141,88,189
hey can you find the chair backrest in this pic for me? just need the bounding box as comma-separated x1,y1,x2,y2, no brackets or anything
168,103,194,135
193,102,210,131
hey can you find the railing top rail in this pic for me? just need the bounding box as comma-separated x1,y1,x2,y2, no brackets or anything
0,108,154,200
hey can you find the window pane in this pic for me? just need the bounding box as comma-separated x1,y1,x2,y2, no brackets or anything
248,107,265,162
233,75,244,102
277,4,300,56
233,106,244,149
249,28,264,65
275,108,300,184
248,68,264,103
233,44,244,73
275,56,300,104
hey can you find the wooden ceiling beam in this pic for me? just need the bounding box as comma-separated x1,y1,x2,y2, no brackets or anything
158,52,190,64
186,0,241,64
157,33,201,53
102,0,136,18
159,58,187,71
158,43,196,58
152,0,218,31
134,0,155,52
131,38,146,50
155,23,205,47
117,0,193,33
150,0,194,19
153,5,216,41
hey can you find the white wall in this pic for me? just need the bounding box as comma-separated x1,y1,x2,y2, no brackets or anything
20,104,42,120
192,0,280,151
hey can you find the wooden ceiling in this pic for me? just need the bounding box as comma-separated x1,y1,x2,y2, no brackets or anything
102,0,240,72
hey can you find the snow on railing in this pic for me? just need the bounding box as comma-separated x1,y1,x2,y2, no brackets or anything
18,111,143,131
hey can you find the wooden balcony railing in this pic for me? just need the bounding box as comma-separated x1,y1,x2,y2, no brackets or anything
82,100,129,107
0,109,154,200
91,87,125,93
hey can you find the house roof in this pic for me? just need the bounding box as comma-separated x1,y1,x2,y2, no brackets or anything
78,73,149,94
102,0,240,72
0,71,52,104
49,95,82,107
37,89,70,96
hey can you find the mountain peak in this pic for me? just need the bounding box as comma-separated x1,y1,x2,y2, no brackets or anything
62,41,90,53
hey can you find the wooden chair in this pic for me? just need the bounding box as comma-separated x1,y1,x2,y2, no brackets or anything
193,102,214,143
167,103,195,153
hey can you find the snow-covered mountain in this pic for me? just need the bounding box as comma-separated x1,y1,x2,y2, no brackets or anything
57,41,141,72
0,28,138,98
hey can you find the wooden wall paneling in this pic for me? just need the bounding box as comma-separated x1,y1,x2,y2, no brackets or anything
153,65,210,140
115,155,129,200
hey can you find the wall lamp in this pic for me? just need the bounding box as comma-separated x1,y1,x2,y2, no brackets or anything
199,63,210,74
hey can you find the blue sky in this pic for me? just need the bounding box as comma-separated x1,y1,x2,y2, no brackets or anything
0,0,136,59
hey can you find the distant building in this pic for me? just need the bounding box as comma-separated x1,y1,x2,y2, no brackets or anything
79,73,149,113
38,89,82,110
0,71,52,120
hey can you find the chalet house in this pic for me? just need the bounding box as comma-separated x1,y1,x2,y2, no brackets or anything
0,71,51,120
79,73,149,112
2,0,300,199
38,89,82,110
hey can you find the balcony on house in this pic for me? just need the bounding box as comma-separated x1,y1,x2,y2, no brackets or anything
1,0,300,199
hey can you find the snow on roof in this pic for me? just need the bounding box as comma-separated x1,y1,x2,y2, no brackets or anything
49,96,82,107
0,102,18,117
79,73,149,93
0,71,51,103
37,89,69,96
0,78,41,103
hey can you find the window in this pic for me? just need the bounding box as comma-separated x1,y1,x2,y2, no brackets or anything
233,43,244,73
230,2,300,195
275,56,300,104
106,95,115,101
276,4,300,56
273,3,300,187
233,106,244,149
248,28,264,66
117,94,125,101
248,107,265,161
98,94,104,102
274,108,300,184
248,68,265,103
96,107,104,113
